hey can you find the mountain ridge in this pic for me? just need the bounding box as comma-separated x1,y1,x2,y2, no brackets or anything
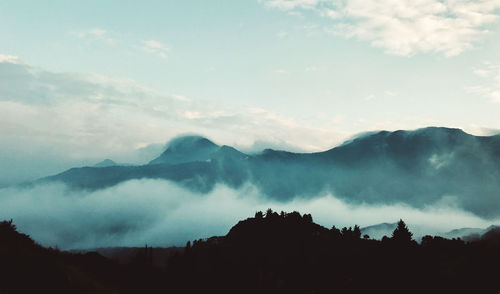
39,127,500,218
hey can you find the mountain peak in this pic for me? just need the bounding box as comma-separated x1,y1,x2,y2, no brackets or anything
166,135,218,151
93,159,117,167
148,135,220,165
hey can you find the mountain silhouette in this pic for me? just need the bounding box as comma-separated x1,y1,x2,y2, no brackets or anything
39,127,500,218
165,210,500,294
360,222,397,239
3,212,500,294
148,135,220,165
94,159,117,167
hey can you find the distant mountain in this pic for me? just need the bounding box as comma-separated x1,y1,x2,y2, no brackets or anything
361,222,397,239
442,225,500,241
148,135,220,165
480,225,500,242
442,227,485,240
93,159,117,167
40,127,500,218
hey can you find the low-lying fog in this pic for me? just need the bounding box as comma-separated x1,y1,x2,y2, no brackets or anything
0,179,497,249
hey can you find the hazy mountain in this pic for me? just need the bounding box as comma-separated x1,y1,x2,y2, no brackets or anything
361,223,500,241
442,225,500,241
40,127,500,218
442,227,485,240
93,159,117,167
148,135,220,165
360,222,397,239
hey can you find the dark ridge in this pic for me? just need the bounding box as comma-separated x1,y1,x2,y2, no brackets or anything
0,220,164,293
166,210,500,294
3,211,500,293
38,127,500,218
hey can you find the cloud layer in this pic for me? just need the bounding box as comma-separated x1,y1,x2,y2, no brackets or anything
261,0,500,56
468,61,500,102
0,55,346,184
0,179,496,249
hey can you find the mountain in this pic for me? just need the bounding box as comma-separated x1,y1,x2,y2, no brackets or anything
0,220,156,293
361,222,397,239
39,127,500,218
442,225,500,241
6,212,500,294
442,227,485,240
148,135,220,165
93,159,117,167
165,210,500,294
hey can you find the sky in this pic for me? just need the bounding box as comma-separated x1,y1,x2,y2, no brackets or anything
1,0,500,184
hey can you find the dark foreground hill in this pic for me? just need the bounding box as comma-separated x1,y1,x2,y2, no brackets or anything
3,212,500,293
0,220,164,294
40,127,500,218
166,210,500,294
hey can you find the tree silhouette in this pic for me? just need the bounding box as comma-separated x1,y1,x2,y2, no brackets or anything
353,225,361,239
391,219,413,243
331,225,341,239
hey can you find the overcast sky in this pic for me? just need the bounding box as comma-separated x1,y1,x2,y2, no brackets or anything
1,0,500,184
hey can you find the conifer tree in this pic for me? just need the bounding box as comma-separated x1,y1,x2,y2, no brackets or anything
391,219,413,243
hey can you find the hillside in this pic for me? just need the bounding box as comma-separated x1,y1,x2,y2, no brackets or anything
165,210,500,294
3,212,500,293
40,127,500,218
0,220,164,294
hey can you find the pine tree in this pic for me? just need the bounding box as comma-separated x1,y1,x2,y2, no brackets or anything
353,225,362,239
391,219,413,243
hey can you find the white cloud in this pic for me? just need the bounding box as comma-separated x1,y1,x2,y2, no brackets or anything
142,40,169,59
260,0,325,10
277,30,289,38
363,93,376,101
261,0,500,56
71,28,114,44
468,61,500,102
0,57,347,184
0,54,21,64
304,65,320,72
273,69,291,74
384,90,396,96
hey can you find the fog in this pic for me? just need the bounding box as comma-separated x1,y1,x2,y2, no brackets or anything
0,179,497,250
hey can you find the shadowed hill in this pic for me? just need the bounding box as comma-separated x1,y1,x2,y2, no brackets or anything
3,213,500,293
166,210,500,294
40,127,500,218
0,220,164,294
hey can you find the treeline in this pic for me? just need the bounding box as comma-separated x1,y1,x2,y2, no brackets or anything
167,209,500,294
2,210,500,293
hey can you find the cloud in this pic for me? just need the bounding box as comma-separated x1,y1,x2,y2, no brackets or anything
0,179,496,249
260,0,324,10
71,28,114,44
142,40,169,59
0,54,21,64
277,31,289,38
272,69,291,75
260,0,500,56
468,61,500,102
0,56,347,184
363,93,376,101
